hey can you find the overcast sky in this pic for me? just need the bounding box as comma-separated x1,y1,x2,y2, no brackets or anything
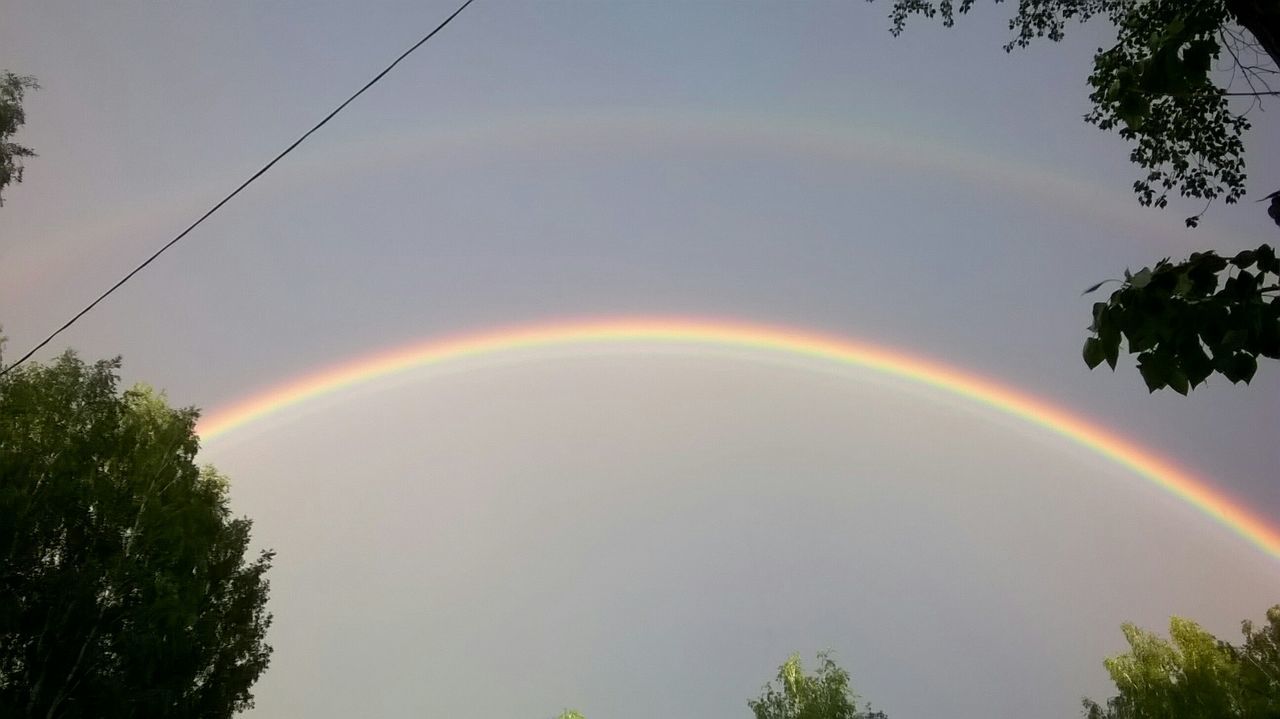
2,2,1279,718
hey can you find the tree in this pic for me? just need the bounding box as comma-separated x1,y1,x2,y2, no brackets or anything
1082,605,1280,718
748,652,886,719
875,0,1280,392
0,351,274,718
0,71,38,206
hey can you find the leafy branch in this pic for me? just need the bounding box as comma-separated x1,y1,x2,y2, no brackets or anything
1083,244,1280,393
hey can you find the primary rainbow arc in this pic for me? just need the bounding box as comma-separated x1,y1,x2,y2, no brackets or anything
197,317,1280,563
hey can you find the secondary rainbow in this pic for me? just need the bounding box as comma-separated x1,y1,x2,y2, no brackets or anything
197,317,1280,563
19,108,1237,301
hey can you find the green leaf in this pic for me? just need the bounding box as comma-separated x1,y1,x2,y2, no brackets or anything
1083,337,1107,369
1090,302,1109,331
1102,330,1121,370
1137,353,1169,392
1180,340,1214,387
1083,280,1114,295
1095,307,1122,369
1232,249,1256,269
1254,244,1276,274
1198,254,1228,274
1230,353,1258,383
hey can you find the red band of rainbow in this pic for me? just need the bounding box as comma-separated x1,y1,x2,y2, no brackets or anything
197,317,1280,563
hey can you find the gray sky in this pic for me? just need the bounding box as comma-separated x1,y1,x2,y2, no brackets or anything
2,2,1278,718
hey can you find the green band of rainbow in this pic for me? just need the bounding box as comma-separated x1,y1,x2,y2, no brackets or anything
197,317,1280,563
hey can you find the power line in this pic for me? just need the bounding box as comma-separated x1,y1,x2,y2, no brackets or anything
0,0,475,378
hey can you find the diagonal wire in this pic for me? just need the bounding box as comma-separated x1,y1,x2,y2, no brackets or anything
0,0,476,378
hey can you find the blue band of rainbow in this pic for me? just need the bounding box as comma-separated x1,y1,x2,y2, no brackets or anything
197,317,1280,563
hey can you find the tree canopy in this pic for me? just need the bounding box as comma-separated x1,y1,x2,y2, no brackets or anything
548,652,886,719
543,619,1277,719
1083,605,1280,718
880,0,1276,216
0,352,273,718
876,0,1280,392
0,71,38,207
749,652,885,719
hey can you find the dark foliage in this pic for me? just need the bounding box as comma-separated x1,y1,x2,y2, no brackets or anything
0,71,38,206
875,0,1269,220
873,0,1280,391
1082,244,1279,392
0,353,273,718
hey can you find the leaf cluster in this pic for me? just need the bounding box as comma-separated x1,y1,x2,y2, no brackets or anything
1085,2,1248,221
1082,244,1279,393
874,1,1256,218
1083,606,1280,718
0,71,38,207
878,0,1115,40
1233,605,1280,711
0,353,273,718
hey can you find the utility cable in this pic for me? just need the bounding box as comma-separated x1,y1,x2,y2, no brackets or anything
0,0,475,378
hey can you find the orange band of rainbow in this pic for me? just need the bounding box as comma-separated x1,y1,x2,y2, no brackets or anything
197,317,1280,563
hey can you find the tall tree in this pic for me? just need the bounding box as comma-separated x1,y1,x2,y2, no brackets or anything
1083,605,1280,718
876,0,1280,393
0,352,274,718
0,71,38,206
749,652,885,719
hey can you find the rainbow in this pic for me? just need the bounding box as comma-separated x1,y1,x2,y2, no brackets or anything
11,109,1233,301
197,316,1280,563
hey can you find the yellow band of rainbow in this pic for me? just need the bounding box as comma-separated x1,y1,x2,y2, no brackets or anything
197,317,1280,563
